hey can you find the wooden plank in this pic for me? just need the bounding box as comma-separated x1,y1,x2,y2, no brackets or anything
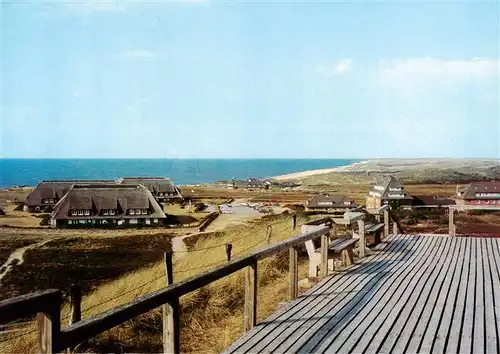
312,237,438,352
431,237,469,353
472,238,485,354
384,210,390,238
416,236,464,353
487,238,500,354
224,233,404,353
289,246,298,300
163,252,180,354
357,220,365,258
347,236,449,354
459,237,477,353
444,237,472,354
482,238,498,354
0,289,61,324
383,236,457,353
449,208,455,236
285,235,436,354
37,302,62,354
68,284,82,354
244,261,257,331
320,233,329,277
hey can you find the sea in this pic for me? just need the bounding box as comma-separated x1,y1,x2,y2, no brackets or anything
0,158,360,188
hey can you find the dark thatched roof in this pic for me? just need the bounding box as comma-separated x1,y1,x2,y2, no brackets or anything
118,177,183,197
25,180,116,207
51,184,166,220
307,195,357,209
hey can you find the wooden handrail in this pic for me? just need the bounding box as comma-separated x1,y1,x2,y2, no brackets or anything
0,225,330,353
0,289,61,324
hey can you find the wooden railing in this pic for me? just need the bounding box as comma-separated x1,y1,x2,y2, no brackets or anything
0,225,331,354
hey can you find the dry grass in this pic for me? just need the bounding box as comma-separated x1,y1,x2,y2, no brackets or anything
0,213,319,353
0,204,46,228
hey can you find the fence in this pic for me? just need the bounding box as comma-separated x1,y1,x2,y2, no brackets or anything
0,216,328,354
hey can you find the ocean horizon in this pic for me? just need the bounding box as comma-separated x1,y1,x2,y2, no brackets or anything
0,158,361,188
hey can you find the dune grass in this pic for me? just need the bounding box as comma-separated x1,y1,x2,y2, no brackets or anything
0,213,318,353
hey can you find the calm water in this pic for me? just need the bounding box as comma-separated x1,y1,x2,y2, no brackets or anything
0,159,360,188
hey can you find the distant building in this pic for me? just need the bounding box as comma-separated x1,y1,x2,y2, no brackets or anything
412,195,456,208
24,180,115,212
456,180,500,206
306,195,358,213
366,176,413,209
232,178,271,190
50,184,166,228
118,177,183,203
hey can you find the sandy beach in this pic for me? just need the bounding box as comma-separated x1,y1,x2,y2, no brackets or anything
272,160,372,180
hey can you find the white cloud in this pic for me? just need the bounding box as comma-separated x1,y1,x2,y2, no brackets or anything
318,59,352,75
378,57,500,87
123,49,157,58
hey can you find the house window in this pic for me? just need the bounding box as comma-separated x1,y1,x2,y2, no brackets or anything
485,200,490,204
129,210,135,215
84,210,90,216
142,209,148,215
103,210,109,215
71,210,77,216
109,209,115,215
477,200,481,204
78,210,84,216
129,219,138,224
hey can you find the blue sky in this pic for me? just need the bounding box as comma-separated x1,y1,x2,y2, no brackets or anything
1,0,499,158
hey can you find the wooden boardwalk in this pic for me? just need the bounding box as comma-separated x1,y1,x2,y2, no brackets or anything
225,234,500,354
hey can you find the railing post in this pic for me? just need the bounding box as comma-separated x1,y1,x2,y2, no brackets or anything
69,284,81,326
289,246,298,300
225,243,232,262
67,284,82,353
163,252,180,354
384,209,390,239
244,261,257,331
449,208,455,237
357,220,365,258
320,232,329,277
292,214,297,231
393,221,398,235
266,225,272,244
37,293,61,354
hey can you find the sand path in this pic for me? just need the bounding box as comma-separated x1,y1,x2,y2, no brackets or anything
0,238,58,284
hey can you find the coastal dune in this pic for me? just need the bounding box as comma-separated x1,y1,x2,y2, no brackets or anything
272,158,500,181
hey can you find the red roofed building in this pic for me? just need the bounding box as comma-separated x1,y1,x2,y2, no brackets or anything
456,180,500,206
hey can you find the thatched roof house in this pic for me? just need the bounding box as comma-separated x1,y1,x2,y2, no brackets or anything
50,184,166,228
118,177,183,202
24,180,115,212
366,176,413,209
306,195,358,212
